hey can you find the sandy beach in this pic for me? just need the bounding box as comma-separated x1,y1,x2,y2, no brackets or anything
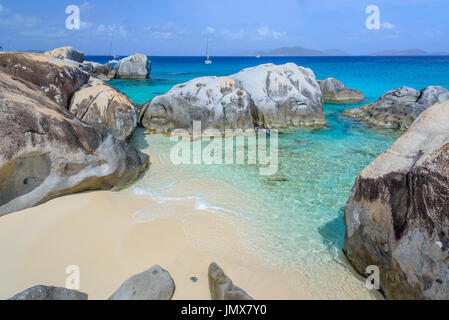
0,188,379,300
0,139,379,300
0,189,301,300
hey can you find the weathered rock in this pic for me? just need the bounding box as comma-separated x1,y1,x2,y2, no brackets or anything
208,263,253,300
0,52,90,107
319,78,365,104
44,46,85,63
86,76,105,87
343,99,449,300
344,86,449,130
84,61,101,68
0,71,149,216
140,76,255,134
140,63,325,133
97,74,112,82
109,266,175,300
93,62,114,79
232,63,325,128
115,54,151,79
69,83,139,141
81,61,100,74
9,285,88,300
108,68,117,79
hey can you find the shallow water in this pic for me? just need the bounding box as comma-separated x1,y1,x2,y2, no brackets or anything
89,55,449,294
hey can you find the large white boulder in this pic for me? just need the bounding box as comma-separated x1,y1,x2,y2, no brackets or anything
140,63,325,133
140,76,255,134
115,54,151,79
231,63,325,128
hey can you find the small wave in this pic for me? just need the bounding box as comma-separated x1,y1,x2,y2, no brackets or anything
131,185,244,223
194,198,243,217
154,180,178,191
133,186,197,204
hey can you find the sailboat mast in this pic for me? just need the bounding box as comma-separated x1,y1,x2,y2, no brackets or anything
206,37,209,58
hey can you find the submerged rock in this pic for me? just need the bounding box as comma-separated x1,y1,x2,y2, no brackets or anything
344,86,449,130
319,78,365,104
69,83,139,141
0,71,149,216
109,266,175,300
268,175,289,182
208,262,253,300
9,285,88,300
343,99,449,300
140,63,325,133
115,53,151,79
44,46,85,63
0,52,90,108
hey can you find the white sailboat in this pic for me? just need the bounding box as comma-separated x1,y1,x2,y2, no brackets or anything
108,41,120,64
205,38,212,65
256,53,261,59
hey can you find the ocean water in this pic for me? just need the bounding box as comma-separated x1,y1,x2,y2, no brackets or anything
87,56,449,283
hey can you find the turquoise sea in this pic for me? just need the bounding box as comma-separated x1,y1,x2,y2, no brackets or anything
88,56,449,284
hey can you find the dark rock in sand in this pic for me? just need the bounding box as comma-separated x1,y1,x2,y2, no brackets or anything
109,265,175,300
208,262,253,300
9,285,88,300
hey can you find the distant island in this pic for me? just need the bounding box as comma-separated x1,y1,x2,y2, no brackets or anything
368,49,449,56
258,46,350,57
256,46,449,57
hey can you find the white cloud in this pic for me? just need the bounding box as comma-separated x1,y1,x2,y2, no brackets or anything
216,26,286,41
0,3,39,29
381,22,395,29
257,26,285,39
206,26,216,34
96,24,129,38
0,3,9,14
145,22,188,39
219,28,246,39
80,1,96,11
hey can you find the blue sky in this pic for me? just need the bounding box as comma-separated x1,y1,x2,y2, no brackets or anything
0,0,448,55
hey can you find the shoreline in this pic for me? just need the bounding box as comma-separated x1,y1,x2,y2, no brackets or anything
0,189,379,300
0,139,379,300
0,190,303,300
